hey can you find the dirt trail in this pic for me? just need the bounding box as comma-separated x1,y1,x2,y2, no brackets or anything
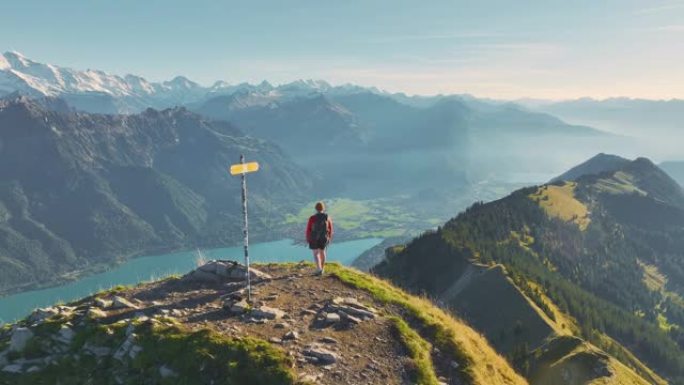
118,263,413,385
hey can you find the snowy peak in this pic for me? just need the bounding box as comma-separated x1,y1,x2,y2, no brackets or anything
3,51,34,68
0,51,385,113
163,76,201,90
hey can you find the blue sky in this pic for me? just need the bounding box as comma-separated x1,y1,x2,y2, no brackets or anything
3,0,683,99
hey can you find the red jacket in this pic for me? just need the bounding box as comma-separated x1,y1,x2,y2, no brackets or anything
306,213,334,243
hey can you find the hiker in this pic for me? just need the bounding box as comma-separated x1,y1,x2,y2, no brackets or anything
306,201,334,275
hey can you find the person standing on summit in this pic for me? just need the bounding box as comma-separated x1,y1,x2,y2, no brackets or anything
306,202,334,275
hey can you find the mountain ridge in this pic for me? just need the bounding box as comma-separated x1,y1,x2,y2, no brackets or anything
374,154,684,384
0,96,313,295
0,262,528,385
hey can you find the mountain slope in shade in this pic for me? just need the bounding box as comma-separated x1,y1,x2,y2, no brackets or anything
374,155,684,385
0,96,312,294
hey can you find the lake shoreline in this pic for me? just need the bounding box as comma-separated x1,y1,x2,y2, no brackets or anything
0,238,383,324
0,233,366,298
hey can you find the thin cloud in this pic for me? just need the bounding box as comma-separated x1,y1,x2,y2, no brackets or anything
634,2,684,15
367,31,504,44
657,25,684,32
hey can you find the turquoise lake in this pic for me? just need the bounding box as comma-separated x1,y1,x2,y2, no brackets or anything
0,238,382,324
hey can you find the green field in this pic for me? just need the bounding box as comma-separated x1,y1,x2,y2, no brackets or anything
283,197,440,239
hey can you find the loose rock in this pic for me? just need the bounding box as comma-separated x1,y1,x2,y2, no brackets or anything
159,365,178,378
86,308,107,320
252,306,285,320
94,298,113,309
111,296,139,310
303,346,338,365
9,327,34,352
319,337,339,344
227,300,250,315
283,331,299,341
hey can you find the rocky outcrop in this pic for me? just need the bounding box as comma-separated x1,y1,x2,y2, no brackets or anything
183,260,272,284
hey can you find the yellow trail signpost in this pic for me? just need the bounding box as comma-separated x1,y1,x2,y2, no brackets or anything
229,155,260,302
230,161,260,176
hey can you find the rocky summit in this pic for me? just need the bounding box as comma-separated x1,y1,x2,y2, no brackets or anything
0,262,526,385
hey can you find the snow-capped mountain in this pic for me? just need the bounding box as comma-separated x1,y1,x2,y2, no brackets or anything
0,51,379,114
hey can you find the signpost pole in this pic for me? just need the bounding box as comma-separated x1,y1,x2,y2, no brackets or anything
240,154,252,302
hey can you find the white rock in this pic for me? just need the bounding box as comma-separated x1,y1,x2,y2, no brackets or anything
111,296,139,310
228,300,250,315
325,313,341,324
193,260,272,282
252,306,285,320
55,325,75,344
28,307,59,324
303,346,338,364
26,365,41,373
9,327,33,352
94,298,113,309
159,365,178,378
283,331,299,341
86,308,107,319
128,345,142,359
2,364,23,373
114,334,136,362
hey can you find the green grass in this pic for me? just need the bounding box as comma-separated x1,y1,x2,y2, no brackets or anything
133,323,295,385
282,197,439,239
638,261,667,292
389,316,440,385
529,182,591,231
0,317,297,385
594,171,646,196
327,263,528,385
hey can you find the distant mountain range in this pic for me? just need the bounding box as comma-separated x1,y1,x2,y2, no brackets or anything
0,96,312,294
525,98,684,137
374,154,684,385
0,51,625,195
194,81,613,196
0,51,375,114
522,98,684,160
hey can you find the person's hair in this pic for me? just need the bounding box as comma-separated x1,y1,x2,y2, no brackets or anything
315,201,325,212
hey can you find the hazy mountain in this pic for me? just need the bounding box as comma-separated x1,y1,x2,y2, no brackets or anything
661,161,684,187
374,155,684,384
0,96,312,294
529,98,684,136
522,98,684,160
1,52,627,192
197,89,613,197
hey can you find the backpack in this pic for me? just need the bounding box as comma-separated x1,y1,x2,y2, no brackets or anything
310,213,330,244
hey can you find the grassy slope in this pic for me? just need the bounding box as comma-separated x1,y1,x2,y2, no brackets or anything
443,264,557,353
1,264,529,385
530,336,653,385
528,182,590,230
0,315,296,385
328,264,528,385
